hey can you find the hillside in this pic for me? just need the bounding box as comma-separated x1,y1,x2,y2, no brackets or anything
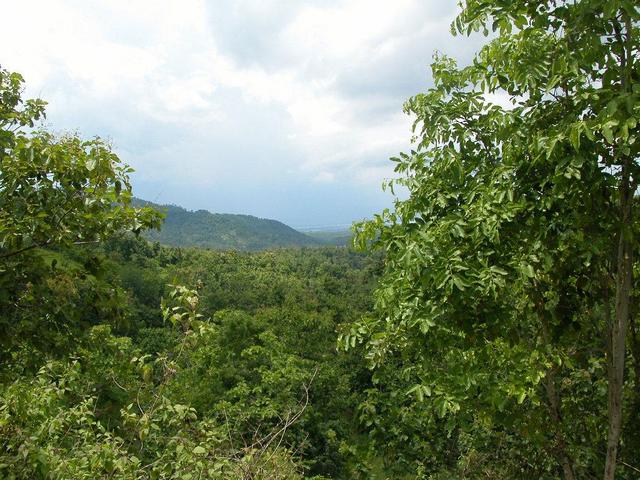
134,198,322,250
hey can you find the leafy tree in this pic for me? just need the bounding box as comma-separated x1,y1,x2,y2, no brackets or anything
0,69,161,259
348,1,638,479
0,67,162,358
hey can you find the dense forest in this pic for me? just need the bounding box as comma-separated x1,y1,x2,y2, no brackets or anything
2,232,381,478
1,1,639,479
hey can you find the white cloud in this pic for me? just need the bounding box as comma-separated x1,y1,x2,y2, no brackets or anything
0,0,477,224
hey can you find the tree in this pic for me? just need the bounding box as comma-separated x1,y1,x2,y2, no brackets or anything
0,67,162,358
347,1,638,478
0,68,162,259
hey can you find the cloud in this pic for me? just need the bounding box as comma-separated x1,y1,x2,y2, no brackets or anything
0,0,482,225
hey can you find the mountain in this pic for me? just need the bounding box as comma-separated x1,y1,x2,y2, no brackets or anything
134,199,322,251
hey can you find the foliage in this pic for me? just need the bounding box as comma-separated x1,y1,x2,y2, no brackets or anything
0,322,307,480
347,1,639,479
0,67,162,360
106,238,380,477
0,70,161,258
0,232,381,478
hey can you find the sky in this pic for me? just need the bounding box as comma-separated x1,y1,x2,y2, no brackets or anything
1,0,481,228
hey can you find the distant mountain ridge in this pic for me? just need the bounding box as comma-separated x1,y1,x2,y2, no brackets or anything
134,198,322,251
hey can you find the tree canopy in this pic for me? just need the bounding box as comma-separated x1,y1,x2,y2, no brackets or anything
347,1,639,478
0,67,163,360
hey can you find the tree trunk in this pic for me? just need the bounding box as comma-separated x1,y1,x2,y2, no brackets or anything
625,313,640,458
544,370,577,480
538,303,576,480
603,12,635,479
603,156,634,480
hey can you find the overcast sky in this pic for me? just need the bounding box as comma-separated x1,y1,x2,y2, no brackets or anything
2,0,480,228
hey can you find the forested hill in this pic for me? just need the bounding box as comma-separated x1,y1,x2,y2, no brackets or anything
133,198,322,250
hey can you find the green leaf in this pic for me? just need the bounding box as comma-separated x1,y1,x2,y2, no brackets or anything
602,126,614,144
192,446,206,455
452,275,468,291
569,123,581,151
523,264,535,278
